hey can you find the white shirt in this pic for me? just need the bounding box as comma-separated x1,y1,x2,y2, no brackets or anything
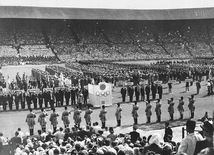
177,132,203,155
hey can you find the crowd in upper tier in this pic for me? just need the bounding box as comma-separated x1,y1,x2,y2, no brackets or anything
1,19,214,63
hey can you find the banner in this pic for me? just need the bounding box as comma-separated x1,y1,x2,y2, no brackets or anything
185,78,193,82
88,82,112,107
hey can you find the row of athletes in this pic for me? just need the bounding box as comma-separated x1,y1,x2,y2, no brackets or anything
25,94,195,136
0,87,88,111
120,84,163,103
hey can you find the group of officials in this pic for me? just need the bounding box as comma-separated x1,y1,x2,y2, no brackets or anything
0,87,88,111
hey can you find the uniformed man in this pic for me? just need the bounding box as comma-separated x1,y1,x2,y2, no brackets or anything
26,108,36,136
84,105,93,126
26,92,32,110
177,96,184,119
157,84,163,99
2,93,7,111
73,105,82,128
61,106,70,128
135,85,140,102
82,87,88,105
54,89,60,106
168,98,175,121
168,80,172,94
71,87,76,105
188,95,195,118
140,85,145,101
145,84,150,101
20,92,25,109
128,86,134,102
196,80,201,94
38,91,43,109
49,108,59,133
145,100,152,123
7,92,13,110
151,83,157,100
65,88,71,106
99,105,107,129
115,103,122,126
132,101,139,125
14,92,20,110
38,108,48,132
43,90,49,108
155,99,162,122
120,86,127,103
59,88,64,106
31,92,38,109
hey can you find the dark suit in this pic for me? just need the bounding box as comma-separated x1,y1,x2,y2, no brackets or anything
135,86,140,102
120,87,127,102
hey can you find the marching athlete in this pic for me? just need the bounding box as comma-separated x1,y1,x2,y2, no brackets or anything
177,96,184,120
115,103,122,126
84,105,93,126
38,108,48,132
99,105,107,129
49,108,59,133
155,99,162,122
73,105,82,128
61,106,71,128
26,108,36,136
132,101,139,125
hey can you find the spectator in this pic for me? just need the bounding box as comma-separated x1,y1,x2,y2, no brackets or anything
129,125,140,144
177,119,203,155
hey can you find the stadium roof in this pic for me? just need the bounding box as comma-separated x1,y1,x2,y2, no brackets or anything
1,0,214,20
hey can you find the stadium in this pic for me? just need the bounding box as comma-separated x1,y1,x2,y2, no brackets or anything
0,0,213,155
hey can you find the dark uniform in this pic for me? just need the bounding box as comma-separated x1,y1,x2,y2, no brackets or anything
71,88,76,105
7,93,13,110
157,84,163,99
135,85,140,102
26,93,32,109
65,89,71,106
128,86,134,102
20,92,25,109
38,91,43,109
140,85,145,101
59,89,64,106
14,93,20,110
82,88,88,105
151,83,157,100
145,85,150,101
120,87,127,102
31,93,38,109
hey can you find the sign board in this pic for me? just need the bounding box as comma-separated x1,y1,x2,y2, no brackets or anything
185,78,193,82
168,80,176,83
154,81,162,85
126,82,134,86
139,80,148,85
28,89,39,93
43,88,53,92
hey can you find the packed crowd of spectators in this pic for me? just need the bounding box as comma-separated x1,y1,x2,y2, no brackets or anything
1,19,214,62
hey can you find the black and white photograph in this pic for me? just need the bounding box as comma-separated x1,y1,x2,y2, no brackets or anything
0,0,213,154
